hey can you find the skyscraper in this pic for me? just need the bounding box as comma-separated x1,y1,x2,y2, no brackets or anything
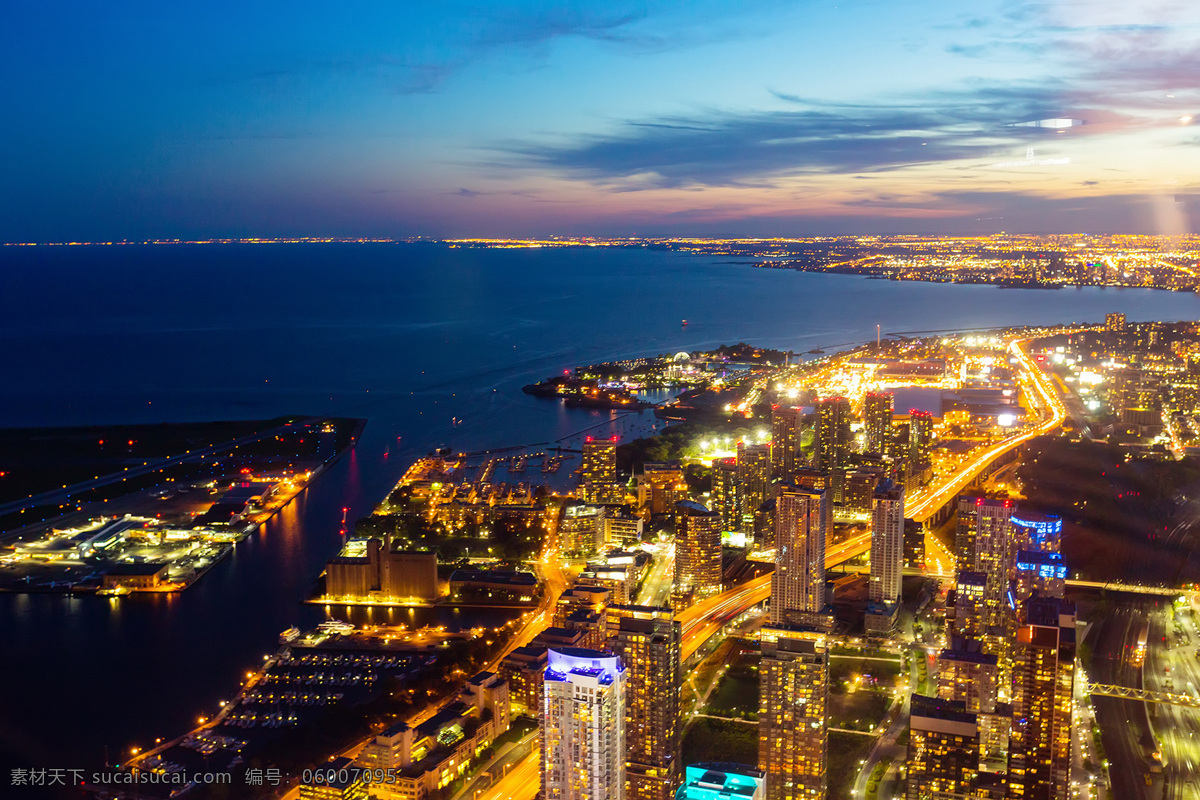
583,436,621,504
607,605,682,800
1013,550,1067,605
907,409,934,467
863,391,894,455
937,644,999,715
970,498,1015,632
868,481,904,605
955,497,1015,636
737,442,772,526
642,462,688,516
758,626,828,800
937,641,1010,767
771,406,801,479
844,465,887,515
560,503,605,557
770,484,826,626
956,496,1015,572
711,457,743,533
1010,512,1063,554
814,397,850,474
674,501,723,601
905,696,980,800
542,648,627,800
951,571,987,640
1008,598,1076,800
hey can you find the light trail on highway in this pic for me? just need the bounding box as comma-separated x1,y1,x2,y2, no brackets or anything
904,337,1068,522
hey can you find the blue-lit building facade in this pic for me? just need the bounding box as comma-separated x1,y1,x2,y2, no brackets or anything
542,647,627,800
1014,549,1067,605
1011,512,1062,554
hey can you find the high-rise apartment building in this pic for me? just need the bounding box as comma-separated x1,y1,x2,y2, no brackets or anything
771,406,801,479
604,506,646,548
938,644,999,715
674,501,723,601
956,497,1015,631
908,410,934,467
863,391,894,455
758,626,828,800
1010,512,1062,554
642,462,688,516
905,696,980,800
606,605,682,800
560,503,606,557
737,443,772,526
814,397,850,473
1105,311,1126,331
868,481,904,605
952,571,987,640
1013,550,1067,605
542,648,628,800
937,641,1011,767
770,485,826,625
711,457,742,533
791,468,828,493
843,465,887,515
583,437,622,504
1008,598,1076,800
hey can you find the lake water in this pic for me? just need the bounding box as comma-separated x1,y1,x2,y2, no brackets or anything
1,243,1196,776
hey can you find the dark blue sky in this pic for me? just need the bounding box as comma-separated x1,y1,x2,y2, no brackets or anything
2,0,1198,240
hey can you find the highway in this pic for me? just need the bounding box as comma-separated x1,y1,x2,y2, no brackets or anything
477,743,541,800
904,337,1068,523
481,515,572,675
636,541,675,607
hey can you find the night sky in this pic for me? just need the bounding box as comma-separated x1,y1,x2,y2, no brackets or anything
3,0,1198,240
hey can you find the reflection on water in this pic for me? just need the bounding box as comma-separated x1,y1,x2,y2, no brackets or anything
324,603,520,632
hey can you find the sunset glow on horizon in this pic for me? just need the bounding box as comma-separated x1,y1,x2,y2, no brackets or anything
3,0,1199,240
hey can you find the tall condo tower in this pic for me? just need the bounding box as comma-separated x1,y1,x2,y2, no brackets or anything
868,481,905,604
771,484,827,626
606,605,682,800
771,405,802,479
582,436,621,504
542,648,627,800
1009,598,1076,800
758,626,828,800
863,391,894,455
674,501,723,601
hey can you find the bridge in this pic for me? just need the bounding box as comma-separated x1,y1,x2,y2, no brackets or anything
1088,684,1200,709
1066,580,1182,597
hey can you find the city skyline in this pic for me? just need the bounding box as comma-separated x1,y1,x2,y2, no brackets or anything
3,1,1199,242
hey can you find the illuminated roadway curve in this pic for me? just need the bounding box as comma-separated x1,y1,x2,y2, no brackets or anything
904,337,1068,523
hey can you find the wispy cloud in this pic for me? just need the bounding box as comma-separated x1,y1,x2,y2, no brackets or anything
503,0,1200,193
506,85,1092,188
